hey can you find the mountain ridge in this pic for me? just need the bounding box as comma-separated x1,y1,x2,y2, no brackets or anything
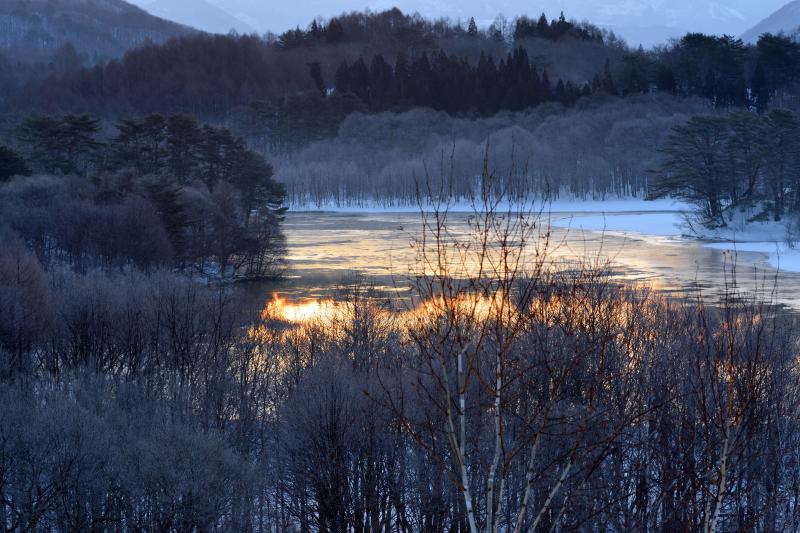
742,1,800,43
134,0,255,34
0,0,196,64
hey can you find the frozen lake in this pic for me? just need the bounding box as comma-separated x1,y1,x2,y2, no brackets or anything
247,208,800,310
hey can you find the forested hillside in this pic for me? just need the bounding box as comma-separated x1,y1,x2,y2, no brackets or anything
0,0,194,64
742,1,800,43
0,113,286,278
2,7,800,204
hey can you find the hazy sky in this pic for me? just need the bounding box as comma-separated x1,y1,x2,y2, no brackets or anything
132,0,789,47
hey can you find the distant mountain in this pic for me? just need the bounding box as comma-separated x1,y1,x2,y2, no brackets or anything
742,1,800,43
133,0,255,35
0,0,195,64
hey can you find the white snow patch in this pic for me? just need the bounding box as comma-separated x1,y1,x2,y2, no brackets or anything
705,242,800,273
553,212,686,237
289,197,688,214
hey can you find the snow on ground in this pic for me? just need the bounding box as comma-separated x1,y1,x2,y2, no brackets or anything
704,242,800,273
686,215,800,273
289,197,688,214
552,212,686,237
289,197,800,273
548,203,800,273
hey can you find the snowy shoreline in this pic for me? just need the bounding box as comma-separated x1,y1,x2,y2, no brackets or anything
287,197,687,214
287,197,800,274
546,205,800,274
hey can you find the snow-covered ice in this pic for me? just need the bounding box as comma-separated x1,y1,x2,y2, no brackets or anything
704,242,800,273
290,197,800,273
289,197,687,214
553,212,686,237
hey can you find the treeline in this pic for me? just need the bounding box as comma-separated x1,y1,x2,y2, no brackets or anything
4,8,797,172
0,113,285,278
269,95,709,206
5,9,620,121
652,109,800,228
4,9,797,128
330,46,599,115
655,33,800,111
330,31,800,117
1,198,798,530
274,8,605,51
0,0,193,64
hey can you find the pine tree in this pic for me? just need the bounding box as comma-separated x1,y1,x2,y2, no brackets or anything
751,60,770,113
349,57,371,104
143,176,188,255
326,18,345,43
537,13,549,37
393,52,411,103
0,144,30,181
410,53,433,107
334,61,351,95
308,61,326,97
165,115,200,183
309,20,322,41
656,66,677,95
702,68,717,103
17,114,100,175
467,17,478,37
602,59,619,96
369,54,393,111
540,69,552,101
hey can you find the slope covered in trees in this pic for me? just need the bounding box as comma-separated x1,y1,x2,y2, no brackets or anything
265,95,709,206
6,9,625,119
3,113,286,278
742,0,800,43
652,109,800,228
4,8,797,171
0,0,195,65
2,8,800,209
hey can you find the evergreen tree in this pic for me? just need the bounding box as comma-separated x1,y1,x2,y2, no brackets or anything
165,115,200,183
334,61,351,94
349,57,371,104
537,14,549,37
17,114,100,175
555,80,567,104
326,18,345,43
621,51,650,95
540,69,552,101
751,60,770,112
754,34,800,107
602,59,618,96
467,17,478,37
702,68,717,102
309,20,322,41
0,144,30,181
143,176,188,255
369,54,393,111
112,115,167,174
308,61,326,97
393,52,411,103
410,53,433,107
656,66,677,94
